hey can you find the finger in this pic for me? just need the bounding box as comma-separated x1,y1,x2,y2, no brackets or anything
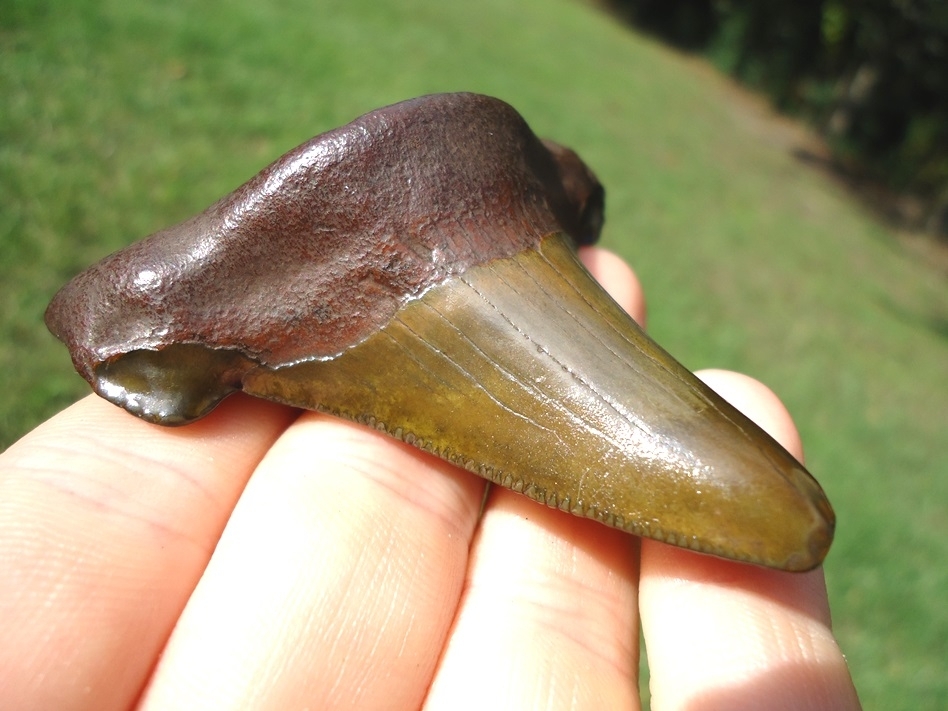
423,491,640,711
640,370,860,710
138,412,486,711
0,393,296,711
423,247,645,711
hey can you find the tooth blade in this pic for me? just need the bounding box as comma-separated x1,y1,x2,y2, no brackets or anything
243,233,834,571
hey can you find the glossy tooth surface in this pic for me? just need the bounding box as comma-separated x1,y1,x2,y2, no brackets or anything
240,234,834,571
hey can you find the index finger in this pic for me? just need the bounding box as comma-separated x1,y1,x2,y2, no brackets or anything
0,393,296,710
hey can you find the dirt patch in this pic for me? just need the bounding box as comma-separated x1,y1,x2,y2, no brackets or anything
674,52,948,275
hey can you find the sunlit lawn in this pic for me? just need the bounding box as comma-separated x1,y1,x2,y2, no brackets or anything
2,0,946,707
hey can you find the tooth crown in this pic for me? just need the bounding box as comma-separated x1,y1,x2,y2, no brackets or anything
242,234,834,571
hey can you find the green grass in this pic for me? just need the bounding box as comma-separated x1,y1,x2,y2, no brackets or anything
2,0,946,707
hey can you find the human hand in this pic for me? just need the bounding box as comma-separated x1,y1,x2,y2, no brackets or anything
0,247,860,710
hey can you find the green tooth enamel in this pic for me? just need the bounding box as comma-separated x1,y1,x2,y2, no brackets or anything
237,234,834,571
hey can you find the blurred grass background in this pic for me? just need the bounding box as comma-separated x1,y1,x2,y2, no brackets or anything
2,0,945,707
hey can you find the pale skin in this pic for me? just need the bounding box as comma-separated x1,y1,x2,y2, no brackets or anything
0,247,861,710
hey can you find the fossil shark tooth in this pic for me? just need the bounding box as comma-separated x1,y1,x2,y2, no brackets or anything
45,92,834,571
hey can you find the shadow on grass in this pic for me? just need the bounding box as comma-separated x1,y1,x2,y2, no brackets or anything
792,148,948,264
873,290,948,343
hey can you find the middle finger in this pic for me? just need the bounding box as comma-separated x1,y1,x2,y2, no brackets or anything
139,413,486,711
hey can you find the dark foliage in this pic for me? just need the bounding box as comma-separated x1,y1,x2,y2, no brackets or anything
607,0,948,237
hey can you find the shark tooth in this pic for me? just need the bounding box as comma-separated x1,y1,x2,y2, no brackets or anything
45,92,834,571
